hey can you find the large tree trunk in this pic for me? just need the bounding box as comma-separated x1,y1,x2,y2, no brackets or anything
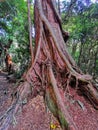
0,0,98,130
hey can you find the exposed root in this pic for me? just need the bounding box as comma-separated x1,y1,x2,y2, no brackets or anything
47,64,78,130
80,82,98,109
65,73,71,93
0,0,98,130
33,68,42,83
0,97,18,130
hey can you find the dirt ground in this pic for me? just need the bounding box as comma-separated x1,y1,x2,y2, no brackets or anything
0,71,61,130
0,71,98,130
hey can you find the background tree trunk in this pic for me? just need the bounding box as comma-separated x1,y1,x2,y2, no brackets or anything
58,0,61,15
27,0,34,62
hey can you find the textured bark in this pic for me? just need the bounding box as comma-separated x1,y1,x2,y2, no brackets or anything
27,0,34,62
0,0,98,130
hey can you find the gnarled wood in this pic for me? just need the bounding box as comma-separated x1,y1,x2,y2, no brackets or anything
0,0,98,130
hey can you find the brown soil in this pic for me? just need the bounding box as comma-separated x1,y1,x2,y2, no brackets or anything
0,71,98,130
0,71,61,130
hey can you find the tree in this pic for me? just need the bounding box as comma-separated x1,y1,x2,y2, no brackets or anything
0,0,98,130
27,0,34,62
0,0,31,74
0,0,15,60
62,1,98,77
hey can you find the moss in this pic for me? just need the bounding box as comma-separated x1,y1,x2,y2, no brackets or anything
45,87,69,130
58,110,69,130
45,89,58,116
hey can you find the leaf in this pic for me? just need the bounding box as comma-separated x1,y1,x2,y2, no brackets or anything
50,124,57,129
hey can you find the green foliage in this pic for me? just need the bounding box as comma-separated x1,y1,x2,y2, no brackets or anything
62,1,98,77
0,0,98,78
0,0,34,77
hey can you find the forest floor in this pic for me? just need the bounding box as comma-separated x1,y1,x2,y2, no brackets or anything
0,71,98,130
0,71,61,130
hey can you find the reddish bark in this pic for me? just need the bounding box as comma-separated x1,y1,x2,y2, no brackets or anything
0,0,98,130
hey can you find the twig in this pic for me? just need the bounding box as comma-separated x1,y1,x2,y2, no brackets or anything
33,68,42,83
65,73,71,93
